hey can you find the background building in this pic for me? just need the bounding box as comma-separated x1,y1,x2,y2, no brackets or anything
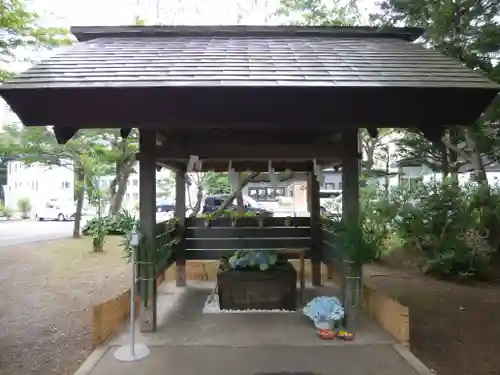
3,159,75,211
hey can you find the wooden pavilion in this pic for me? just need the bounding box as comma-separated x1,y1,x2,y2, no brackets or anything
0,25,498,332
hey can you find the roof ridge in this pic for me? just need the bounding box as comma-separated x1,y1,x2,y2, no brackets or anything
70,25,423,43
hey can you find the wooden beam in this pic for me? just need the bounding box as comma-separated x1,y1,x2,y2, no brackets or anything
175,170,187,287
53,126,78,144
120,127,132,139
308,172,322,286
159,129,327,145
154,141,344,160
341,128,361,330
138,129,157,332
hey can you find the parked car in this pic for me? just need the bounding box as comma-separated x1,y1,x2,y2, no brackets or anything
156,199,175,213
35,201,76,221
201,195,274,217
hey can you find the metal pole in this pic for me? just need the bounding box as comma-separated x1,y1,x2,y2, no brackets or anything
114,224,150,362
129,240,136,357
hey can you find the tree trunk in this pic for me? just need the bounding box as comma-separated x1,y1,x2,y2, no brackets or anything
213,171,293,217
463,127,489,188
108,166,133,215
212,172,260,217
384,159,389,198
190,183,204,217
72,166,85,238
236,191,245,216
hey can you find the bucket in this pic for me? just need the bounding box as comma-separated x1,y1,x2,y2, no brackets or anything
313,319,335,330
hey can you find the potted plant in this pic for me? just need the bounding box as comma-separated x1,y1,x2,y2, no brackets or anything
217,249,297,311
17,197,32,219
229,211,239,227
257,215,265,228
200,213,213,227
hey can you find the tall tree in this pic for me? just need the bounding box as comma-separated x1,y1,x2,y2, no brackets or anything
1,0,69,80
276,0,361,25
372,0,500,187
11,127,104,237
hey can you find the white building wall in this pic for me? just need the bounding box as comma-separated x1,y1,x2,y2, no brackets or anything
4,160,75,211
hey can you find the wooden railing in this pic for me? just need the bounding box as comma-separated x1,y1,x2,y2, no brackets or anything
184,217,311,260
321,226,347,283
153,221,176,278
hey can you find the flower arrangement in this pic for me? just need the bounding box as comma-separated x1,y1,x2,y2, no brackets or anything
302,296,345,330
222,249,286,271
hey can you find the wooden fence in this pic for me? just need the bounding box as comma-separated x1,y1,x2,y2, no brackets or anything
184,217,311,260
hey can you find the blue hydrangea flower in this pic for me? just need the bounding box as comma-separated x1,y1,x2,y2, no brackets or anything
302,296,345,325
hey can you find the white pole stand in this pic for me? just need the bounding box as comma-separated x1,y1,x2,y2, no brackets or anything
114,226,150,362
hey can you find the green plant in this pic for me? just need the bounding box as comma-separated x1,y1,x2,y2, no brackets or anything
82,210,138,236
17,197,31,219
1,204,13,219
392,180,493,279
221,249,287,271
121,217,180,265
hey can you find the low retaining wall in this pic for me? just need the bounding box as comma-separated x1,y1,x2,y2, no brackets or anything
361,284,410,346
91,273,166,348
326,265,410,346
163,259,330,282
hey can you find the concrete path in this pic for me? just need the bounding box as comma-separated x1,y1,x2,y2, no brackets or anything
0,219,77,247
76,283,432,375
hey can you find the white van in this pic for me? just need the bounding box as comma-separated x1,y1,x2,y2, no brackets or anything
35,200,76,221
319,190,342,215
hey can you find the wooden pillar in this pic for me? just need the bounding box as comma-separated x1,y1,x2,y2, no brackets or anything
341,129,361,329
139,129,157,332
175,170,186,287
308,171,322,286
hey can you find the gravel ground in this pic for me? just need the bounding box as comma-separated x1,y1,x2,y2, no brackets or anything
0,237,129,375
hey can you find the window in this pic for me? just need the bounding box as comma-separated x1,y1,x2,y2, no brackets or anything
338,182,342,189
133,179,138,187
61,181,70,189
324,183,336,190
252,187,284,201
133,193,139,201
213,197,225,206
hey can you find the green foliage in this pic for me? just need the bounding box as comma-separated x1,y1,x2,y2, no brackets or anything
82,210,138,237
2,206,13,219
1,0,70,80
276,0,361,25
16,197,31,218
391,181,494,279
121,217,180,265
0,201,12,218
372,0,500,153
157,174,174,199
323,179,496,279
201,172,232,195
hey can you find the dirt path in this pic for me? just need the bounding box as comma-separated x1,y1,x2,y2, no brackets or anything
0,237,129,375
364,263,500,375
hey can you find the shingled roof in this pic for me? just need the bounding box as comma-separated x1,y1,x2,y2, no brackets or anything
0,25,498,129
